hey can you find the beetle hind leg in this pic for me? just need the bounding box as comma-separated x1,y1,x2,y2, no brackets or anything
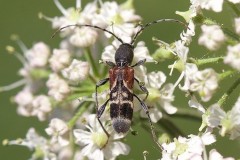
133,94,163,150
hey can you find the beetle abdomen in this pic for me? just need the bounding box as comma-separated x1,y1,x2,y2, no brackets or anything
110,102,133,133
112,117,131,133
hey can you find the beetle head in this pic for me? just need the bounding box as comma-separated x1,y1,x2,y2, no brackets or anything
115,43,134,67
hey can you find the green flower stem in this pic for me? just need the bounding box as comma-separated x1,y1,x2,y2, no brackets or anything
218,77,240,107
218,70,237,81
66,93,93,102
70,86,94,92
69,129,76,160
159,116,185,138
67,102,90,128
226,1,240,16
30,69,51,79
170,108,202,121
89,74,97,84
0,79,26,92
101,64,109,78
189,57,224,66
202,146,208,160
84,48,99,77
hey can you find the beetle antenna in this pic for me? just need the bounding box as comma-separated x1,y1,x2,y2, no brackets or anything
52,24,124,44
130,19,188,45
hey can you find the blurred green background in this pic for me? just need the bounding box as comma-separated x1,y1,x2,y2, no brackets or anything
0,0,240,159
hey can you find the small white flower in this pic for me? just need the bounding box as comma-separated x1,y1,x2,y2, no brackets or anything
14,88,35,117
73,114,130,160
158,84,178,114
189,68,218,102
25,42,50,68
9,128,47,149
134,70,177,119
48,0,99,50
69,27,98,47
8,128,46,149
198,25,225,51
176,0,200,22
62,59,89,83
200,0,224,12
133,41,155,63
178,63,199,91
7,128,56,160
209,149,235,160
161,135,203,160
137,83,177,122
220,97,240,139
161,133,216,160
94,1,140,26
49,49,71,72
32,95,52,121
52,0,97,29
224,44,240,71
180,20,195,45
199,103,226,131
101,40,118,63
14,88,34,107
168,41,189,88
145,71,166,89
228,0,240,4
74,151,88,160
186,0,202,19
45,118,69,146
177,62,218,102
201,130,216,145
93,1,141,42
46,74,71,101
188,96,205,113
57,147,73,160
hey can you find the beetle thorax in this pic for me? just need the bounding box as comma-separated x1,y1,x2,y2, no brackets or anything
115,43,134,67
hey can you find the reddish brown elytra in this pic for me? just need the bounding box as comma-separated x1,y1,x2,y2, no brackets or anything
54,19,187,150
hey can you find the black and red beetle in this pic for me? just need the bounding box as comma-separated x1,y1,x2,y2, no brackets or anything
54,19,186,150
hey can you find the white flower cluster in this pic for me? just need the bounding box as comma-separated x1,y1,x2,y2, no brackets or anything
73,114,130,160
180,64,219,102
49,0,141,47
4,1,141,159
161,132,234,160
199,97,240,140
2,0,240,159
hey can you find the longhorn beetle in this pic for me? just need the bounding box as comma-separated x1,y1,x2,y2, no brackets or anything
54,19,187,150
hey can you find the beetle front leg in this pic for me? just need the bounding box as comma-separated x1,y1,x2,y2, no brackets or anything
131,59,146,67
96,78,109,108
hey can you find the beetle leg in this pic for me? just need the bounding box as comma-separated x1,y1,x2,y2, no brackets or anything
95,78,110,137
133,94,163,150
105,61,116,67
96,99,110,137
131,59,146,67
97,99,109,118
134,77,148,101
96,78,109,108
